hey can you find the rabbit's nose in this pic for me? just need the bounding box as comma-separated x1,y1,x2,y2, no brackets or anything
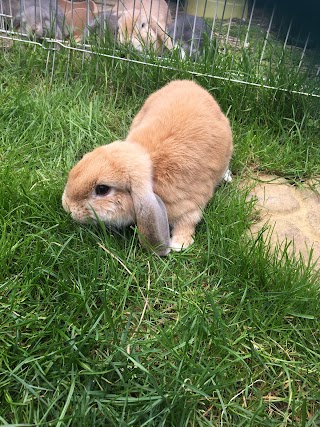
35,24,43,35
30,23,42,35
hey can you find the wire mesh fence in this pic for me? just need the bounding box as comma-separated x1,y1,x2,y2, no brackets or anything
0,0,319,96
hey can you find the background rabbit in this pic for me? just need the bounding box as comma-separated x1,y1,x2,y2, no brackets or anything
57,0,99,42
62,80,233,256
116,0,173,52
168,13,207,57
88,9,119,40
1,0,67,39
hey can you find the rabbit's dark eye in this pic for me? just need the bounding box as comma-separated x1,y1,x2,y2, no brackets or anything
95,185,111,196
141,22,146,28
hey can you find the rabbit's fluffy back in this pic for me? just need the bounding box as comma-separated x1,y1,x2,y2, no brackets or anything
126,80,233,223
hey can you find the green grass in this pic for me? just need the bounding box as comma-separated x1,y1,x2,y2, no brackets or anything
0,41,320,426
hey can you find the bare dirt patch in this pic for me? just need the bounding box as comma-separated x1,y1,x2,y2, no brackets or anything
247,174,320,271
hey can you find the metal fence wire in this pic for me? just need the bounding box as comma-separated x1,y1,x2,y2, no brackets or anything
0,0,319,96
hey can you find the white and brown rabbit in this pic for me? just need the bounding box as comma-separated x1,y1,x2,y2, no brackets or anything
62,80,233,255
116,0,173,52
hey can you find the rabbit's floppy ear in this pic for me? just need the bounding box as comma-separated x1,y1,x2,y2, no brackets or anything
150,16,173,50
130,180,170,256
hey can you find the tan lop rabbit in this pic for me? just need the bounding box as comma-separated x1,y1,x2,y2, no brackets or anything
62,80,233,255
116,0,173,52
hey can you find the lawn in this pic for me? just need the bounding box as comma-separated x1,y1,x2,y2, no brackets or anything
0,40,319,426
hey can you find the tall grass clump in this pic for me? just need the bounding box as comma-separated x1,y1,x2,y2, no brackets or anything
0,35,319,426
